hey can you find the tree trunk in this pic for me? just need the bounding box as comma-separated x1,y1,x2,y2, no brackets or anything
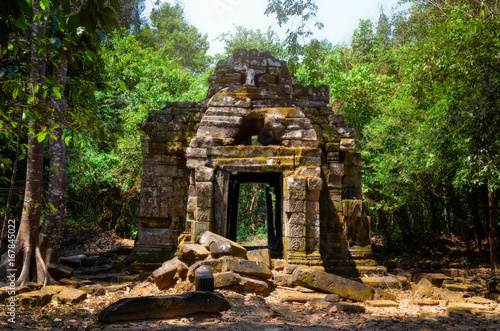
13,0,53,286
468,192,484,258
39,57,68,264
377,209,392,251
428,188,441,237
451,192,472,263
0,114,22,254
487,178,499,271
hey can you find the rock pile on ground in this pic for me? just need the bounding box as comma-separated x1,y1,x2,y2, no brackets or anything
151,231,377,301
152,231,275,295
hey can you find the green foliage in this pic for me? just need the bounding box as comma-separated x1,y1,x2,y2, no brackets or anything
237,184,270,246
265,0,324,61
139,1,209,73
217,25,287,58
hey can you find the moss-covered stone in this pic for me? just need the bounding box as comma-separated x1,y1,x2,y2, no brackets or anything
292,267,374,302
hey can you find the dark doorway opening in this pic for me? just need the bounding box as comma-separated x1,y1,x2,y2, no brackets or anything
226,172,283,258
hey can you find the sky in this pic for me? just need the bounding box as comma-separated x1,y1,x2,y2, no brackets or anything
144,0,404,56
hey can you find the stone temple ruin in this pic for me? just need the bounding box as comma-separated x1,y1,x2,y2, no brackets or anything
131,49,379,276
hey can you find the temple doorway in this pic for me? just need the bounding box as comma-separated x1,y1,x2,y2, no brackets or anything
226,172,283,258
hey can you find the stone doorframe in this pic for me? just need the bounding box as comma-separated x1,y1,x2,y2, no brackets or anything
185,88,324,266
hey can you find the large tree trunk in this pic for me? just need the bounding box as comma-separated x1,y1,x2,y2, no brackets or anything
39,58,68,264
487,178,499,271
13,0,54,286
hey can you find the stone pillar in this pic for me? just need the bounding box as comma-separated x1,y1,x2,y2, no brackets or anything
130,154,188,263
193,167,215,239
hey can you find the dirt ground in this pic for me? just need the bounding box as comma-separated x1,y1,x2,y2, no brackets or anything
1,229,499,330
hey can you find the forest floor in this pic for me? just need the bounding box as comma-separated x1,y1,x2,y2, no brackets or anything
1,229,499,330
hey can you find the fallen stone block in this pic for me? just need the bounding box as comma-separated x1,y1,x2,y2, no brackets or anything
241,275,271,294
16,291,53,308
178,244,210,265
153,258,187,290
411,299,443,306
277,290,327,303
56,288,87,304
199,231,247,259
432,287,463,302
292,268,374,302
273,274,293,287
247,249,271,268
104,283,131,293
365,300,399,307
214,271,242,289
47,263,73,281
466,296,495,305
329,303,366,313
80,284,106,296
221,256,272,279
373,289,397,301
40,285,67,295
412,278,434,298
443,283,482,292
308,298,330,309
324,294,340,302
413,273,452,287
361,276,408,289
98,291,231,323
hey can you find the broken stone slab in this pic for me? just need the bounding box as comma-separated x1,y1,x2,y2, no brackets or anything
432,287,463,302
220,256,272,279
104,283,131,293
272,259,286,271
325,294,340,302
373,289,397,301
413,273,452,287
443,283,482,292
361,275,407,289
56,288,87,304
153,258,188,290
240,275,271,294
448,302,496,312
329,303,366,314
47,263,73,281
16,291,53,308
411,299,447,306
177,244,210,266
247,249,271,268
419,311,441,322
214,271,242,289
80,284,106,296
466,296,495,305
277,290,327,303
273,274,293,287
412,278,434,298
199,231,247,259
292,268,374,302
365,300,399,307
40,285,67,295
308,298,331,309
98,291,231,323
